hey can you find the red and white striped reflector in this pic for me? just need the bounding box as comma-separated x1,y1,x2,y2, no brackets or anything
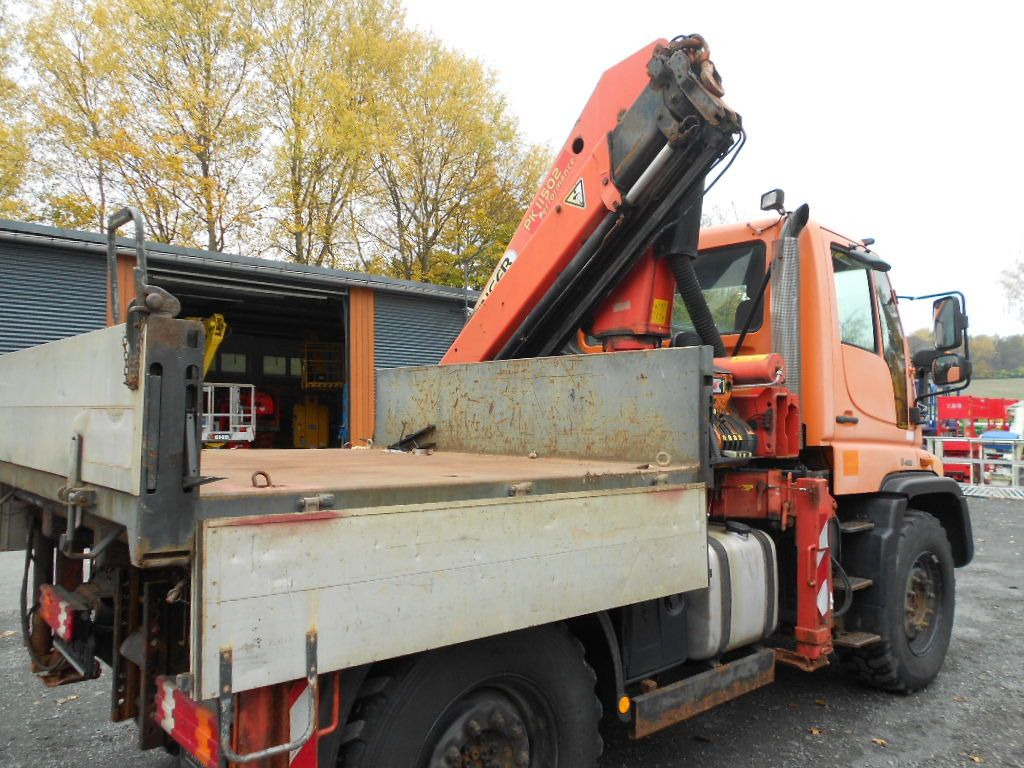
38,584,76,642
153,677,219,768
288,679,316,768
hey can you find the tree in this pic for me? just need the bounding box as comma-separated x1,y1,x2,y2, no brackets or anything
0,2,29,218
428,141,549,288
970,334,997,378
995,334,1024,377
23,0,123,230
259,0,402,266
117,0,266,251
358,36,535,282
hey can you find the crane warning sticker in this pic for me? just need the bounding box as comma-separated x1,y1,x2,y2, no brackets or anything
564,179,586,209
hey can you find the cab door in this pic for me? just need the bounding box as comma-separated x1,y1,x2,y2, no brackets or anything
830,247,921,494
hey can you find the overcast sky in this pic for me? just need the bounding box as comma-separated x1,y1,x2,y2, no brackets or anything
404,0,1022,336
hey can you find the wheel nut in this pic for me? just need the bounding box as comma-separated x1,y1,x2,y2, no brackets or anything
445,745,461,765
467,719,482,738
510,722,524,739
490,710,506,730
516,750,530,766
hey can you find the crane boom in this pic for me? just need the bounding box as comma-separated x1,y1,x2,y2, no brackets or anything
442,36,741,365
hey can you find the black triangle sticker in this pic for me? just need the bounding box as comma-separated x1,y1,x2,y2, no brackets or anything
564,179,586,209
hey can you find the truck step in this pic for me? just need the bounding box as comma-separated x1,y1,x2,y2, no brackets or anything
837,576,874,592
833,631,882,649
839,519,875,534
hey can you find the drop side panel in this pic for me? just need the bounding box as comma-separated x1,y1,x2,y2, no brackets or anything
197,483,708,699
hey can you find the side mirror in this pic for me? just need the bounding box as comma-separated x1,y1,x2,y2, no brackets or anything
932,353,971,387
933,296,966,351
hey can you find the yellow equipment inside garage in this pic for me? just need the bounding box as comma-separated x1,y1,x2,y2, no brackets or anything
293,395,329,448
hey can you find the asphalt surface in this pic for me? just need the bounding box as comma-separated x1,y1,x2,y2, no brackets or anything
0,497,1021,768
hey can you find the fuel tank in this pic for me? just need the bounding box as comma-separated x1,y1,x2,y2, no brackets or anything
686,524,779,660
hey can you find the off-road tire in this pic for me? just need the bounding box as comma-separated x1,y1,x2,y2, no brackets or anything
337,624,603,768
842,510,955,692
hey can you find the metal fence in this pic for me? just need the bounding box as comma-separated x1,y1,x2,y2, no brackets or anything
925,436,1024,498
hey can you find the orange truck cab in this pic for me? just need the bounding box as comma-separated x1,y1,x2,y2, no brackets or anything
699,212,949,498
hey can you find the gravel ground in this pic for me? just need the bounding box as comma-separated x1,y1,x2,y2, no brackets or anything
0,498,1021,768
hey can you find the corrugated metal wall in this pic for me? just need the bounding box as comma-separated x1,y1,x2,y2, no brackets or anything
374,292,467,369
0,243,106,354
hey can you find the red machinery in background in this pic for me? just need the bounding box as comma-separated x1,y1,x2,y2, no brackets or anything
936,396,1019,481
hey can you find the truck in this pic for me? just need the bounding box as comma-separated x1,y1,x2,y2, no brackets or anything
0,34,973,768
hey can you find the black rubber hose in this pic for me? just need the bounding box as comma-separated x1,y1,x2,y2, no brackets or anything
831,554,854,619
662,194,726,357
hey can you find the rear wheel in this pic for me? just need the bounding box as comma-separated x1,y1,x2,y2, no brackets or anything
842,510,955,692
337,625,602,768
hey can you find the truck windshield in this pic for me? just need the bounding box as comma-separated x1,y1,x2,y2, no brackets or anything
674,241,766,335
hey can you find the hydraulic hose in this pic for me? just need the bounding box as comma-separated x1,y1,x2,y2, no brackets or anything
662,193,726,357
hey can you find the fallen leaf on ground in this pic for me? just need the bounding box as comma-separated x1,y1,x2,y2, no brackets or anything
953,694,968,703
809,727,824,735
872,738,888,747
0,630,16,639
814,698,827,707
56,695,79,705
968,756,984,764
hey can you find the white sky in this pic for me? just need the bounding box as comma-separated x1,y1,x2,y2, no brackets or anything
404,0,1024,336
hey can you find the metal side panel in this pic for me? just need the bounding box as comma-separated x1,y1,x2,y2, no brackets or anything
0,324,144,495
375,346,712,468
197,482,708,699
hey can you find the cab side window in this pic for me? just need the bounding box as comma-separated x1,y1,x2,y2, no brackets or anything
832,252,877,352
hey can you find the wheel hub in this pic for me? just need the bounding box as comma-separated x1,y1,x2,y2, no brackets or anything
427,693,531,768
904,551,941,655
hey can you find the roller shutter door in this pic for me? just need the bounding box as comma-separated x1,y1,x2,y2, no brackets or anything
374,292,467,369
0,244,106,354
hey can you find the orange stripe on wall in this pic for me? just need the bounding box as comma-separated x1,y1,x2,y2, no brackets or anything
348,287,375,445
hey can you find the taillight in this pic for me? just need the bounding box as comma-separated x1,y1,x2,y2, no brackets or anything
154,677,219,768
38,584,77,642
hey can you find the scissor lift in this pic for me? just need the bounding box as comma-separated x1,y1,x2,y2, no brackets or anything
201,382,256,446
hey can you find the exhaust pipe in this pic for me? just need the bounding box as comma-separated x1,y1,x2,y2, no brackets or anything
771,204,809,398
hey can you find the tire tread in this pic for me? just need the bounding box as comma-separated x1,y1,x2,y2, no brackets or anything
841,510,952,693
337,625,602,767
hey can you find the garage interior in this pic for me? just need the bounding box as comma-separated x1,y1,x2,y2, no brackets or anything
149,259,350,449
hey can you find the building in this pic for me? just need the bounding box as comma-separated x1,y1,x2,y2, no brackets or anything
0,219,475,447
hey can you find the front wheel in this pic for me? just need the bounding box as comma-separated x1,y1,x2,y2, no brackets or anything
842,510,956,692
337,624,602,768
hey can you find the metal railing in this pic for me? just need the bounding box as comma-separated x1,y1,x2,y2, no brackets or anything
925,436,1024,493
